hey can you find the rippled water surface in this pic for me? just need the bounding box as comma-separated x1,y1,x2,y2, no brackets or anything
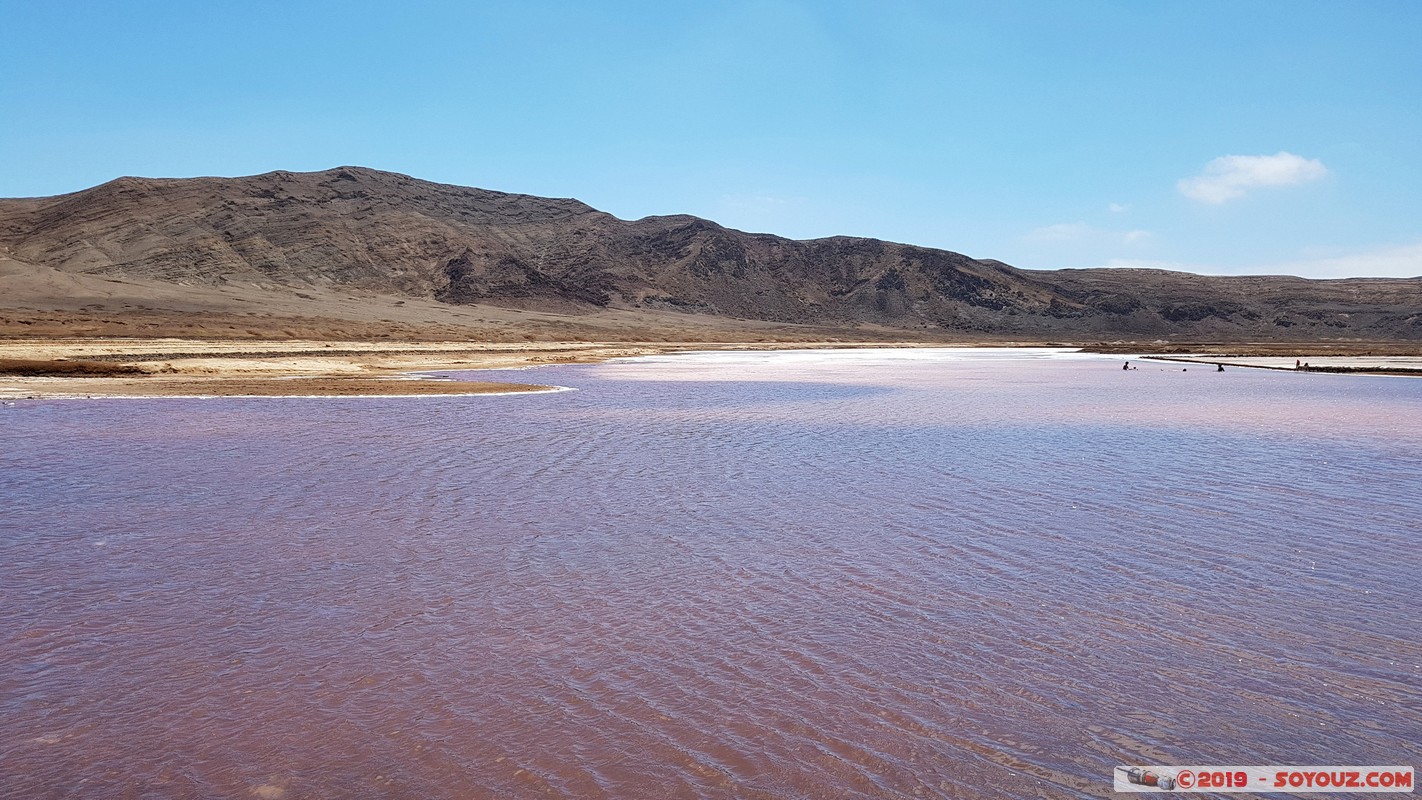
3,349,1420,798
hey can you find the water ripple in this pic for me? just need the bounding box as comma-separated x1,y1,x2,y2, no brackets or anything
2,352,1419,798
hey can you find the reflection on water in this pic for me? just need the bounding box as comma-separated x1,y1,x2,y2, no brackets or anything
2,349,1420,798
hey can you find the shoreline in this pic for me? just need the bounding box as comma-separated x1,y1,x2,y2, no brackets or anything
1138,354,1422,376
0,338,949,399
15,385,577,401
4,337,1421,399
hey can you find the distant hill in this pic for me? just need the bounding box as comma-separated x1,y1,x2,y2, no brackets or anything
1,166,1419,341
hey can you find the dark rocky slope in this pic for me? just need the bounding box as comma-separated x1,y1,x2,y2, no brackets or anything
1,166,1418,340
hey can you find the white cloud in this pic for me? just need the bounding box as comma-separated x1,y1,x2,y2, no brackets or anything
1026,222,1093,242
1101,240,1422,279
718,192,793,211
1108,202,1130,213
1026,223,1152,247
1177,151,1328,204
1269,241,1422,278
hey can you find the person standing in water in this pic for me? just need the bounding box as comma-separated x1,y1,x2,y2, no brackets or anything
1123,361,1130,370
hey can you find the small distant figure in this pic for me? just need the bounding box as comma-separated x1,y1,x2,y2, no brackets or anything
1182,368,1188,372
1303,362,1310,369
1296,359,1301,368
1123,361,1130,371
1217,363,1224,372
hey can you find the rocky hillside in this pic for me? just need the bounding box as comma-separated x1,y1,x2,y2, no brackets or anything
1,166,1419,340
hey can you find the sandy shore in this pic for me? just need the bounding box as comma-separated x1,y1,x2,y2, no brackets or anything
0,338,963,399
1139,354,1422,375
5,337,1420,399
0,339,672,398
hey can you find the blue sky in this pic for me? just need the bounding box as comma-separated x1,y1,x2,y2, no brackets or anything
3,1,1419,277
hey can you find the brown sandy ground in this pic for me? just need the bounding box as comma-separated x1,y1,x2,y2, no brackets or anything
0,340,660,398
0,375,559,398
1139,354,1422,376
0,264,970,396
1091,340,1422,375
1088,341,1422,358
0,338,980,399
4,335,1420,400
5,250,1418,394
